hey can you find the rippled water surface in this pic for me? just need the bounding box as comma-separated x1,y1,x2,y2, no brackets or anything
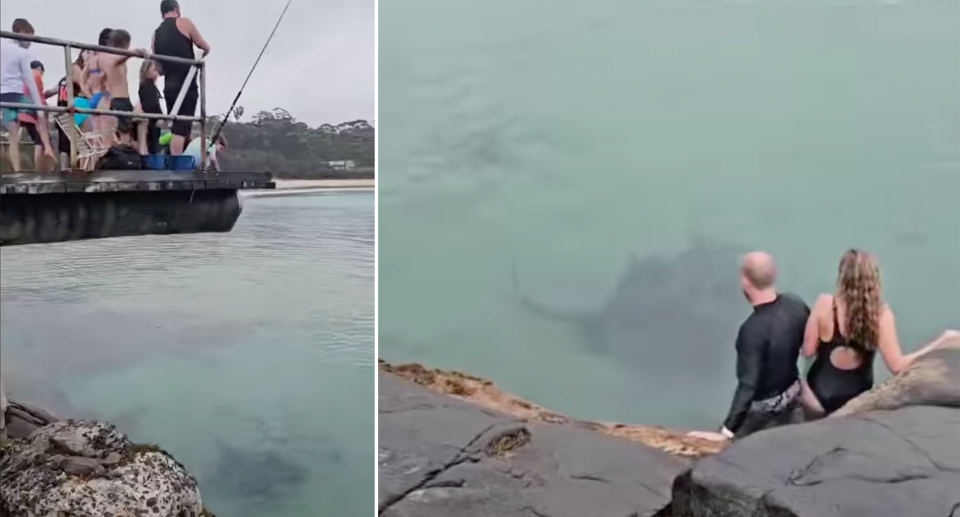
379,1,960,428
1,192,374,516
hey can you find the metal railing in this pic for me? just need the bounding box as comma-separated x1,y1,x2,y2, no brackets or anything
0,30,208,170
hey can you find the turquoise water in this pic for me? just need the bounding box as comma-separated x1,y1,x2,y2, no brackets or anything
1,192,374,516
378,1,960,428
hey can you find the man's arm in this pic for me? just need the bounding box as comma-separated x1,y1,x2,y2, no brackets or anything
102,50,148,67
720,324,763,438
182,18,211,56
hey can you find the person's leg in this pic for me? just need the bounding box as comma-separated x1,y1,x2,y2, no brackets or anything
1,95,23,171
800,380,827,420
35,114,56,163
763,401,805,431
27,123,44,170
734,410,771,439
146,122,161,155
109,98,135,146
166,82,198,156
101,95,117,147
4,120,22,172
57,117,71,169
136,120,147,154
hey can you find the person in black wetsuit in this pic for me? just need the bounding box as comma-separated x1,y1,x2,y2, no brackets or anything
690,252,810,442
151,0,211,156
137,59,164,155
799,249,948,417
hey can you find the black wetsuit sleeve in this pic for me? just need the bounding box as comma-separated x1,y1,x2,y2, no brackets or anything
722,323,764,434
139,83,163,115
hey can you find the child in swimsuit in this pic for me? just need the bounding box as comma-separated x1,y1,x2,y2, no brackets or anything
80,29,114,140
100,29,148,146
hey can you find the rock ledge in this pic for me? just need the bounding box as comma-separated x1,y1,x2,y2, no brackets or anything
1,419,206,517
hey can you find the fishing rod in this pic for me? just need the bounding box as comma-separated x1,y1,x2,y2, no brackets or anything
208,0,293,147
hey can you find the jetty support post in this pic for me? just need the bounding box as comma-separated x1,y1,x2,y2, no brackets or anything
62,44,78,169
199,61,207,170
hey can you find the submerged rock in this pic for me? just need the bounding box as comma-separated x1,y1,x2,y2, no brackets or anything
1,419,205,517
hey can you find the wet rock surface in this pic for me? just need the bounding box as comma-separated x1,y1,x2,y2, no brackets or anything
669,406,960,517
380,337,960,517
380,359,726,458
1,419,205,517
668,340,960,517
379,372,688,517
3,401,57,440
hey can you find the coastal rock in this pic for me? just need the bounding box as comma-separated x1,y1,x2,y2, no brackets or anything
833,336,960,417
3,400,58,440
1,419,205,517
379,372,688,517
668,405,960,517
669,336,960,517
380,360,725,457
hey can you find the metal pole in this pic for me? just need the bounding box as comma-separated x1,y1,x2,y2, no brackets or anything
62,45,77,170
199,62,207,171
169,66,198,119
0,102,203,122
0,31,201,67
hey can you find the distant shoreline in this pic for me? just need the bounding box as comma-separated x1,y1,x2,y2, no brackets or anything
273,179,375,190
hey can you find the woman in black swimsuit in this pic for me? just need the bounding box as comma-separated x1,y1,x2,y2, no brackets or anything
800,249,950,417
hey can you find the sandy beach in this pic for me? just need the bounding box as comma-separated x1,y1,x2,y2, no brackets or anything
273,179,375,190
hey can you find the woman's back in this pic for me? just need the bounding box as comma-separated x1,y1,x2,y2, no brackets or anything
807,296,876,414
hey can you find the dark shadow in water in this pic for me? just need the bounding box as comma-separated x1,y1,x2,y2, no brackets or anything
206,440,310,504
0,303,270,440
513,239,750,392
200,406,343,508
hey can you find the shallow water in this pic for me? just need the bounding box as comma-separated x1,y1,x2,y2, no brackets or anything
1,192,374,516
378,1,960,429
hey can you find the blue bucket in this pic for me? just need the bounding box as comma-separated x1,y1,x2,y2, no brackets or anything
168,155,196,171
141,154,167,170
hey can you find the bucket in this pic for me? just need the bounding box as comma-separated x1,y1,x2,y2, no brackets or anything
168,155,196,171
141,154,167,170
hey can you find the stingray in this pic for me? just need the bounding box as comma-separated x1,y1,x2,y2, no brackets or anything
512,242,751,386
207,440,310,503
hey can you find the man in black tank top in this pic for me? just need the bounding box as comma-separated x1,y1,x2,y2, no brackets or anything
151,0,211,156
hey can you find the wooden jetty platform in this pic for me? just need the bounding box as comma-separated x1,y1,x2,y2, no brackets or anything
0,31,277,247
0,170,275,246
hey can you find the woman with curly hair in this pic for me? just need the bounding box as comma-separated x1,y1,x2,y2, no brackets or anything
800,249,951,416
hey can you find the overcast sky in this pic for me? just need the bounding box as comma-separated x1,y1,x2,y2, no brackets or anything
0,0,374,126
